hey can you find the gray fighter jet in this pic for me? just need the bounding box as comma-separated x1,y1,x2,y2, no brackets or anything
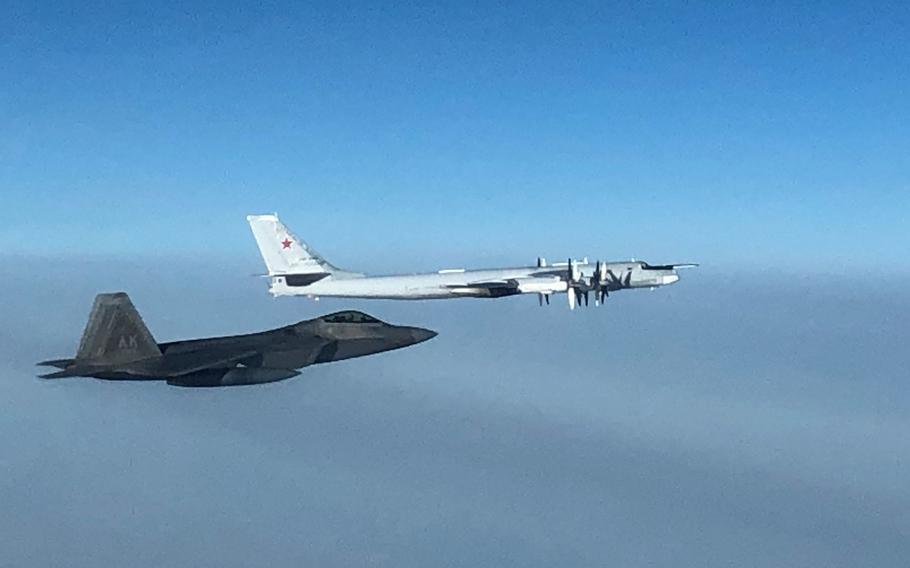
38,292,436,387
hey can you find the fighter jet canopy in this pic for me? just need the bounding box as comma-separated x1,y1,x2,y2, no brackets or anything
319,311,384,324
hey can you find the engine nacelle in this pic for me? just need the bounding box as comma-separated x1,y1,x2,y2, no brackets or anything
168,367,300,387
516,278,567,294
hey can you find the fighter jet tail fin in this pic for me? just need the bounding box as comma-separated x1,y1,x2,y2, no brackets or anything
247,213,341,275
75,293,161,365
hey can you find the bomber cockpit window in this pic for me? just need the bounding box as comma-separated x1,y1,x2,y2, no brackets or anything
323,311,381,324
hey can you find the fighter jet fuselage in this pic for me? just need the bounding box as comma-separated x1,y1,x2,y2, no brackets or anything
39,293,436,387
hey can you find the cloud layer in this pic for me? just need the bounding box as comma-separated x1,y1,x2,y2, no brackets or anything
1,257,907,567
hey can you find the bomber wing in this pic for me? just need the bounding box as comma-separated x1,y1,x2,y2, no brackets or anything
445,280,513,289
445,277,567,294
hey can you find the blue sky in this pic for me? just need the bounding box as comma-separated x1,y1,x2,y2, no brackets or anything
2,2,908,268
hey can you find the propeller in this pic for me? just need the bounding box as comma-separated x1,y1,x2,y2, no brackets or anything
566,258,586,310
537,258,550,307
601,265,632,290
591,260,608,305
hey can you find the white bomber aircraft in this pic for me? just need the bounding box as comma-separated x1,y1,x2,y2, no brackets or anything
247,214,696,310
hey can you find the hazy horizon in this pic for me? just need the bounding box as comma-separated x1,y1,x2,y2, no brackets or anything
2,256,908,566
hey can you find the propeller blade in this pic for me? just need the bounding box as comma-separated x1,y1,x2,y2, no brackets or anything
568,258,581,283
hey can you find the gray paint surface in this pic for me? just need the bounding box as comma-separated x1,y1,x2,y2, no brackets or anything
38,292,435,386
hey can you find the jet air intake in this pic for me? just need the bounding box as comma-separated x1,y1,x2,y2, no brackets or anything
167,367,300,387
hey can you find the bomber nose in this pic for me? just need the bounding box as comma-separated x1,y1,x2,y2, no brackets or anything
408,327,438,344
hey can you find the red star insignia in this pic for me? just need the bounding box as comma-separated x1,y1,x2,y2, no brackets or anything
281,238,292,249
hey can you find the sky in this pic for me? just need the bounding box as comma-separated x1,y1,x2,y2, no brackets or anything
1,1,908,268
1,2,909,567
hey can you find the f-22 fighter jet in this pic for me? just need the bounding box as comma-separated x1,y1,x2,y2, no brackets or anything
38,293,436,387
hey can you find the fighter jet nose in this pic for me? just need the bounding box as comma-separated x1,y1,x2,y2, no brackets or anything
409,327,438,344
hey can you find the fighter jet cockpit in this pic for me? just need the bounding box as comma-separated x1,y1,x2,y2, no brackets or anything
320,311,383,325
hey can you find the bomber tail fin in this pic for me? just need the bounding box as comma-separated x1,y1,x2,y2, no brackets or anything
74,292,161,365
247,214,340,275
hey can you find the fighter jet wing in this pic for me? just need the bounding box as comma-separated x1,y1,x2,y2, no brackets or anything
127,349,261,378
